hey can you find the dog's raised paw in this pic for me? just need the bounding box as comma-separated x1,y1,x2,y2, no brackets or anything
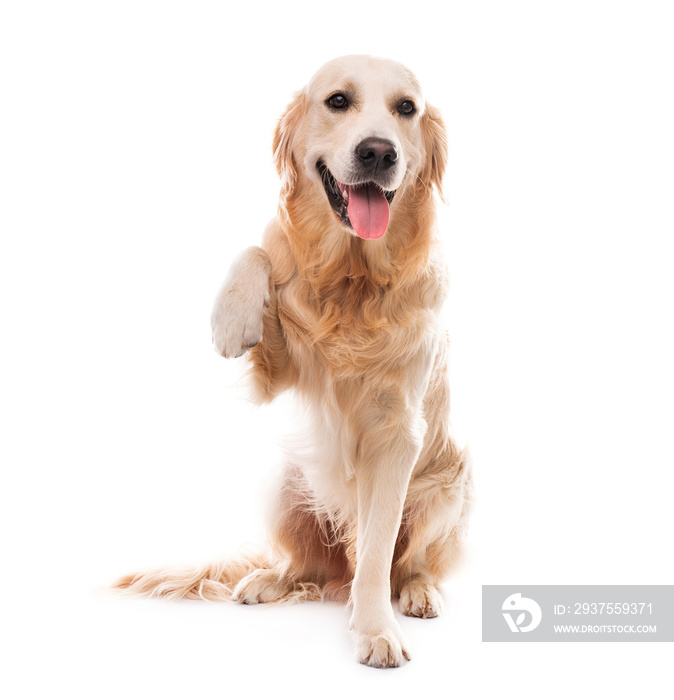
211,285,269,358
399,577,443,619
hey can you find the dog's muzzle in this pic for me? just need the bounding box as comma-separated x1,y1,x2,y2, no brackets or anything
317,150,397,240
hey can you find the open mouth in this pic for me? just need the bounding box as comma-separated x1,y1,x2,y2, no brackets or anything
318,161,396,240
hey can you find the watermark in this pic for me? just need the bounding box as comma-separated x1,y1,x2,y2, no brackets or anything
502,592,542,632
483,585,674,642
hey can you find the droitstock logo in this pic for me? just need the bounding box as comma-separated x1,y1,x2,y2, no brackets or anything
502,593,542,633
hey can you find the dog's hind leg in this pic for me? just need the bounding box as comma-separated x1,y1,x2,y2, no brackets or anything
232,464,352,605
394,547,445,619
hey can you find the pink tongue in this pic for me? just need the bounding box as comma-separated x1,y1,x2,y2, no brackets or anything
345,183,390,239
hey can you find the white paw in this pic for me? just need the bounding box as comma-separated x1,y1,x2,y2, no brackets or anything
351,614,411,668
399,577,443,619
231,568,289,604
211,271,270,359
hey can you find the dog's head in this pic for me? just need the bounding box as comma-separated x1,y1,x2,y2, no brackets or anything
273,55,447,240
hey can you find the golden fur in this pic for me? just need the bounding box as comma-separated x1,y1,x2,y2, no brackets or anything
115,55,473,668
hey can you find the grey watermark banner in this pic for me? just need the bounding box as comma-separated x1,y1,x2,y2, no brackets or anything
483,585,674,642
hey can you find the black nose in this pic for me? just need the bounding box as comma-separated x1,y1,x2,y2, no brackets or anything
355,137,398,172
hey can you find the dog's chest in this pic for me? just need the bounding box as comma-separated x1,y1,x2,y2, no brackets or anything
277,281,439,381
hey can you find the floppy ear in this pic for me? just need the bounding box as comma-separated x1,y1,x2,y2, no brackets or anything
419,103,448,201
273,90,306,198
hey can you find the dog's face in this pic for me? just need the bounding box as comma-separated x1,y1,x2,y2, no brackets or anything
274,55,447,240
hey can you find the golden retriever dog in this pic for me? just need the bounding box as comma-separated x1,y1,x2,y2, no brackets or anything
115,54,473,668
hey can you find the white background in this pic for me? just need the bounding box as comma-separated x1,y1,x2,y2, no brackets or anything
1,0,673,697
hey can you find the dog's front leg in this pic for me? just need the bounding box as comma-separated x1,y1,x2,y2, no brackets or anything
211,246,272,358
350,405,424,668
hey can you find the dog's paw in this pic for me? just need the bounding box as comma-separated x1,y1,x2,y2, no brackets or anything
231,568,290,604
399,576,443,619
211,280,270,359
350,613,411,668
353,626,411,668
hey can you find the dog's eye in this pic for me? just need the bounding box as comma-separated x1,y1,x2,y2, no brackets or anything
398,100,416,116
327,93,348,110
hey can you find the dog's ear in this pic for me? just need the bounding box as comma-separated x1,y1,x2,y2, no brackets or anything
273,90,306,198
420,103,448,202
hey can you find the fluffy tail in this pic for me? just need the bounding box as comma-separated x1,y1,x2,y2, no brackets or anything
112,552,272,601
